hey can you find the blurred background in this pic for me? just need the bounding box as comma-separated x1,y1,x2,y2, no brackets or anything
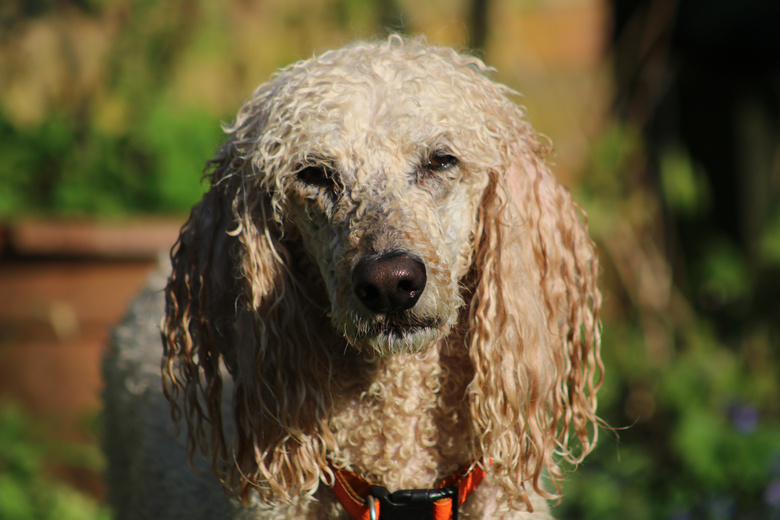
0,0,778,518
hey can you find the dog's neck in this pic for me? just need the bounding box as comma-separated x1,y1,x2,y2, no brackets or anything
327,337,474,491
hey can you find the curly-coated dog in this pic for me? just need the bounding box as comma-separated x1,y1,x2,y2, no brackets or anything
103,36,602,519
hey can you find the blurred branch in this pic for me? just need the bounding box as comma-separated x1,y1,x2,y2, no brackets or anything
377,0,407,35
467,0,490,52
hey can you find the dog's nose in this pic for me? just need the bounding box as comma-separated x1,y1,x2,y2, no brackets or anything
352,252,427,313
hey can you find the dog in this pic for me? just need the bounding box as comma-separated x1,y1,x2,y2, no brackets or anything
103,35,602,519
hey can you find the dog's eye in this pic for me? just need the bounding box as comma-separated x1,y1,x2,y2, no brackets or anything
425,153,459,172
296,165,338,191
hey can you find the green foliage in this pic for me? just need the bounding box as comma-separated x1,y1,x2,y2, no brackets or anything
760,209,780,265
555,124,780,520
138,105,223,212
659,148,711,217
0,106,217,218
0,0,225,219
0,405,108,520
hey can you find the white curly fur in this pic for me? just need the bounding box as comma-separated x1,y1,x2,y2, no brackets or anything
105,35,602,519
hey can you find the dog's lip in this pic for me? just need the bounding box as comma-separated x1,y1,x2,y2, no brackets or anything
359,314,442,339
383,323,431,339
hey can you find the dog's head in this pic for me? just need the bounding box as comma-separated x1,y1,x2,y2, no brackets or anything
162,36,601,509
221,38,520,356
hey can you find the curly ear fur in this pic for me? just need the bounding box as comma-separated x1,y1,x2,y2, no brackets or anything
466,135,602,509
161,170,238,473
162,124,346,504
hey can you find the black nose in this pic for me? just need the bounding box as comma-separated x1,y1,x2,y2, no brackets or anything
352,252,427,314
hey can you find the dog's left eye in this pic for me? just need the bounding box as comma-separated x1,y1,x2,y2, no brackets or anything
296,165,338,191
425,153,459,172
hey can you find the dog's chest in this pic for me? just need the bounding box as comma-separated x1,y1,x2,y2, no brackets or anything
328,344,473,491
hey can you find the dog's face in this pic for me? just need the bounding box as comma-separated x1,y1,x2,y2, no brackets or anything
284,91,492,356
256,47,507,355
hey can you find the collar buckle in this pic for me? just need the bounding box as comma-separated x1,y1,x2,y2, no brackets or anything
367,483,459,520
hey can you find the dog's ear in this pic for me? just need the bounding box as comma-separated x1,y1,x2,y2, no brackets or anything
466,136,602,510
161,159,240,476
161,131,336,504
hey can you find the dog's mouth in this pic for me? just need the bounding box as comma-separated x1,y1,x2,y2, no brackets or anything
363,313,443,339
345,312,446,354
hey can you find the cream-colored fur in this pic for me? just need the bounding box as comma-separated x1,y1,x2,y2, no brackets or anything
113,35,602,519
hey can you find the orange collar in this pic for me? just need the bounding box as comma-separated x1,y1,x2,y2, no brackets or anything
329,462,486,520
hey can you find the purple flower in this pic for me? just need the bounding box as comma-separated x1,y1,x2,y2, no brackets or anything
766,479,780,509
727,401,759,434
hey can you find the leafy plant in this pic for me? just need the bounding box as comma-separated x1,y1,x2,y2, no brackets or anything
0,405,108,520
554,125,780,520
0,105,218,219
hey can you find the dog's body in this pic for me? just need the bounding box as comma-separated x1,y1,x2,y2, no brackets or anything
103,37,602,519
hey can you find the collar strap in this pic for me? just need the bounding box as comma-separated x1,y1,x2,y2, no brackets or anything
329,462,486,520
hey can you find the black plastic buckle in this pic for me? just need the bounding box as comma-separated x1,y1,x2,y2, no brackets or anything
367,484,459,520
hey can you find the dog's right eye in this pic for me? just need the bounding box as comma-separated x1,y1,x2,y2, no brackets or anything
296,165,337,190
426,153,459,172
